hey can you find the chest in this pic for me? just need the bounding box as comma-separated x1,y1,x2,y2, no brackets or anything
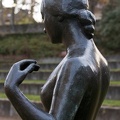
40,59,65,111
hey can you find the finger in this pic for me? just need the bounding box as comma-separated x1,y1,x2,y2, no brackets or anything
32,64,40,71
18,59,37,70
19,59,37,64
24,63,40,74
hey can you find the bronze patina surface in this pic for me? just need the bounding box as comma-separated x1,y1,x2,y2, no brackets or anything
4,0,110,120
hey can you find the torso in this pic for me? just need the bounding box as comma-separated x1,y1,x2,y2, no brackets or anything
40,43,110,120
40,56,67,112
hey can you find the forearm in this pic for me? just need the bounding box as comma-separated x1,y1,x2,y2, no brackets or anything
4,86,54,120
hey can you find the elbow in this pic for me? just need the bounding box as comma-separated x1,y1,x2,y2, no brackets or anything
4,83,10,92
4,82,15,95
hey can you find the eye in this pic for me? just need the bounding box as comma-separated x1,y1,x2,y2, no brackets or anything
57,16,64,22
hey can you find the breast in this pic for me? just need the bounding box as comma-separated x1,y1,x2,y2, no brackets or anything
40,72,57,111
40,61,64,111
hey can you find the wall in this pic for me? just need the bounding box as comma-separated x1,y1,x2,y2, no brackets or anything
0,23,44,36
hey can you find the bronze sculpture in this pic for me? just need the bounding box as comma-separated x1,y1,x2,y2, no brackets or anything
4,0,110,120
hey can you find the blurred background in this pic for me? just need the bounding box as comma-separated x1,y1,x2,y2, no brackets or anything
0,0,120,120
0,0,119,59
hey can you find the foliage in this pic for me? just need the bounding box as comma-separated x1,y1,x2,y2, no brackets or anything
103,100,120,107
96,0,120,54
0,92,41,101
110,81,120,86
0,34,65,58
0,0,42,25
102,0,120,13
89,0,108,13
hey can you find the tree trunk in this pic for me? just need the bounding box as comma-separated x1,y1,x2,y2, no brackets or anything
11,0,16,25
0,0,4,25
11,7,15,25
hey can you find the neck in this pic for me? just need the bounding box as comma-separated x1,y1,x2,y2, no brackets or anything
62,21,92,54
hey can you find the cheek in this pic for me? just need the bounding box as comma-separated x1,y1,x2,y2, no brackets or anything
44,18,54,35
45,19,63,43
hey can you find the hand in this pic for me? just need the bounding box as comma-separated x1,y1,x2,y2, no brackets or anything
4,59,40,88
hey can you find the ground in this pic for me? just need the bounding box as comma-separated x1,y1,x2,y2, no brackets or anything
0,117,21,120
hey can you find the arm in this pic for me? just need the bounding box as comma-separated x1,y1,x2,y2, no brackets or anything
4,59,88,120
4,60,54,120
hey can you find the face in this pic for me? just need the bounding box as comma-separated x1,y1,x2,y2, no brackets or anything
41,0,94,41
41,0,63,44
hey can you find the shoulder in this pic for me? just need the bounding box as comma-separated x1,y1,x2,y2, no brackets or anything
62,57,91,74
64,57,91,68
64,57,82,68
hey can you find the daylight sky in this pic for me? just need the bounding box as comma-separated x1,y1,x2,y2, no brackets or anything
2,0,43,22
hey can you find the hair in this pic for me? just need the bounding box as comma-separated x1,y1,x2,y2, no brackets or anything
41,0,96,39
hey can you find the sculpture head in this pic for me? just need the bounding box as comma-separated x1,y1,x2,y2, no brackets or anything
41,0,96,43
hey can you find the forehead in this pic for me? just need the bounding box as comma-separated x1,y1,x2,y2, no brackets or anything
42,0,89,14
